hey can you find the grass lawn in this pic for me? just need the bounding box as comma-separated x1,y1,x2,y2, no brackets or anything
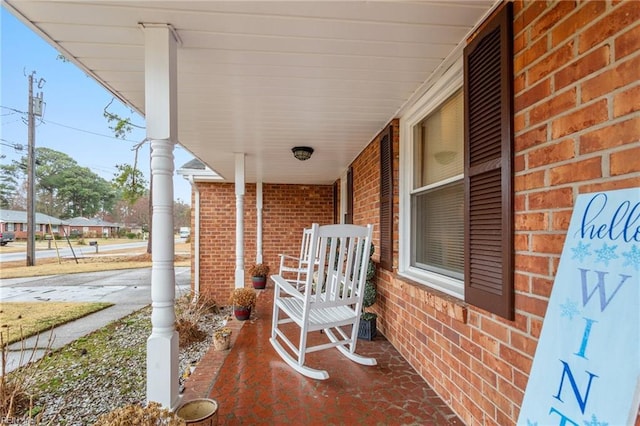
0,241,190,344
0,302,114,345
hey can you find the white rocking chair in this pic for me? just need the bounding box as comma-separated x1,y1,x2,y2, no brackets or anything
278,227,315,290
270,223,376,380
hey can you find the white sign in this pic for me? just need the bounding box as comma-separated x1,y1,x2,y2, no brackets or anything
518,188,640,426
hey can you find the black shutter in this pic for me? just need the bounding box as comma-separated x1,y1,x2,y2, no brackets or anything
379,125,393,271
464,3,514,320
333,181,339,224
345,167,353,224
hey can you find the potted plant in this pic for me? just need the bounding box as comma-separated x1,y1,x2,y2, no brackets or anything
94,401,186,425
229,287,256,320
213,326,232,351
249,263,270,289
358,243,378,340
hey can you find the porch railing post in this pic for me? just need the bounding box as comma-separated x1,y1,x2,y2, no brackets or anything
142,22,180,410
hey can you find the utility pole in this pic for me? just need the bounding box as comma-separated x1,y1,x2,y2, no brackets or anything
26,72,44,267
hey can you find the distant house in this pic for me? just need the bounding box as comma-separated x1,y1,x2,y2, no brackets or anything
66,217,120,238
0,209,68,239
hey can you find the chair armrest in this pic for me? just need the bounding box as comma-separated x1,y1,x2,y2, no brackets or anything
279,254,301,261
271,274,305,301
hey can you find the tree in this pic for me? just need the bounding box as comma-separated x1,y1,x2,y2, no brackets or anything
112,163,147,207
173,198,191,230
0,163,20,208
7,147,116,218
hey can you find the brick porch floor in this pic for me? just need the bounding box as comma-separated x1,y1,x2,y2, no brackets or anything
182,287,463,425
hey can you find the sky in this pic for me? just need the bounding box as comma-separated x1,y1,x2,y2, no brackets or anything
0,7,193,205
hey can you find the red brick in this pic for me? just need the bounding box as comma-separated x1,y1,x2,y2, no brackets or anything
614,85,640,118
515,212,549,231
579,1,640,54
515,293,549,318
514,111,526,132
514,234,529,252
500,344,533,375
551,99,608,139
514,154,526,173
554,45,610,90
515,276,530,299
515,253,551,275
580,116,640,154
611,146,640,176
515,125,547,151
551,1,606,47
515,171,545,191
481,317,509,343
530,89,577,125
515,78,551,110
530,1,576,42
579,176,640,193
551,210,573,231
515,35,548,74
549,157,602,185
528,139,576,168
581,55,640,102
528,41,575,85
532,276,554,298
514,29,526,55
531,234,566,255
528,187,574,210
615,22,640,60
516,1,548,35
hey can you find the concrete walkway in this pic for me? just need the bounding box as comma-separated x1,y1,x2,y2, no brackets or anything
1,267,191,373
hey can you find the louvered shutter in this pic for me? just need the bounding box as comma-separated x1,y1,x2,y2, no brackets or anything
464,3,514,319
379,125,393,271
333,181,339,224
345,167,353,224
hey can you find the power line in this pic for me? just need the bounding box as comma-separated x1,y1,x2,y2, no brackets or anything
0,104,142,144
42,118,141,143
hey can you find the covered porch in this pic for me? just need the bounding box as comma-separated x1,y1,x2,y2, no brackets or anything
182,287,463,425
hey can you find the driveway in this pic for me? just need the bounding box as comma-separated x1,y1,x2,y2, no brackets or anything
1,266,191,373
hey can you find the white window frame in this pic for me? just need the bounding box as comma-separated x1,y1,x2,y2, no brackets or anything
399,56,465,299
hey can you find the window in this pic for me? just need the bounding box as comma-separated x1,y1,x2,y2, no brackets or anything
400,61,465,298
412,90,464,280
399,3,513,317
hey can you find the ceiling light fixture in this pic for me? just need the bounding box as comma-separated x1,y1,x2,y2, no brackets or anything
292,146,314,161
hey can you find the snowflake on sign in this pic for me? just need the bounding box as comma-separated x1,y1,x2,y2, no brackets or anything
559,298,580,320
571,241,592,263
622,245,640,271
584,414,608,426
594,243,618,266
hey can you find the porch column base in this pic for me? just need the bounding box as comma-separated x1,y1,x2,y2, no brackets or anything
147,331,180,409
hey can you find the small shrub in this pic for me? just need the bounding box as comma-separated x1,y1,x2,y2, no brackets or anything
248,263,270,277
229,288,256,308
93,401,185,426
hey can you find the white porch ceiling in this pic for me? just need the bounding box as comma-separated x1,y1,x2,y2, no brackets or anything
4,1,496,184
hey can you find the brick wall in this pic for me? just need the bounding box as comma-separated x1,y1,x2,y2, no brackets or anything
354,2,639,425
192,182,333,303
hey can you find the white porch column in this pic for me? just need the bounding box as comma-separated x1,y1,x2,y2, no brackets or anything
235,153,245,288
256,181,263,264
143,23,180,409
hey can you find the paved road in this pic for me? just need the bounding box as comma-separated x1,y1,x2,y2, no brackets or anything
0,240,171,263
1,266,191,373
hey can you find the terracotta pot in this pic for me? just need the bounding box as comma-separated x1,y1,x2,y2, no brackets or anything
176,398,219,426
251,276,267,289
234,306,251,320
